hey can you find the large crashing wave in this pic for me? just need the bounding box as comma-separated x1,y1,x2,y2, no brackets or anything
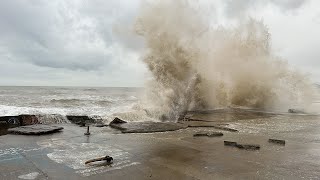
134,0,314,121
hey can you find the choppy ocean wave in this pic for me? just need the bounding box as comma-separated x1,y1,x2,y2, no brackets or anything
0,87,147,122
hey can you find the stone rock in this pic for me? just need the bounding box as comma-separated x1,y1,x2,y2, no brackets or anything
193,132,223,137
236,144,260,150
19,115,39,125
110,117,127,124
109,121,187,133
288,109,305,114
224,141,238,147
268,139,285,145
224,141,260,150
8,124,63,135
0,116,20,126
66,115,101,126
109,117,127,130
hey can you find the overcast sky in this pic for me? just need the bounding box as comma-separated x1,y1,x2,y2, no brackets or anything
0,0,319,87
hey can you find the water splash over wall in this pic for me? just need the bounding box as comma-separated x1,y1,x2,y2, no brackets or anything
135,0,314,121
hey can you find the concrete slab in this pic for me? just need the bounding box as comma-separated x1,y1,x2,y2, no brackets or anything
110,121,188,133
8,124,63,135
0,111,320,179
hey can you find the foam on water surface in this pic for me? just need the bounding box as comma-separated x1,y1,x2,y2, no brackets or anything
37,139,140,177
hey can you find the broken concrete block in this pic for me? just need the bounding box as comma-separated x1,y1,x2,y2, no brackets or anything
268,139,285,145
109,117,127,130
224,141,237,147
224,141,260,150
110,117,127,124
236,144,260,150
288,109,305,114
193,132,223,137
8,124,63,135
109,121,187,133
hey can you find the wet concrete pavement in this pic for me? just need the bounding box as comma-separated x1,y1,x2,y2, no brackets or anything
1,111,320,179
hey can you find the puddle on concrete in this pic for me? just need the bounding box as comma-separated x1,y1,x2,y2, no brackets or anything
37,139,140,177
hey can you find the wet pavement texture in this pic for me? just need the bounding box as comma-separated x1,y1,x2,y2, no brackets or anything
1,110,320,179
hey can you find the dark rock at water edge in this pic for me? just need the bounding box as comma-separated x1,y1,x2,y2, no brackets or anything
268,139,285,145
193,132,223,137
0,116,21,127
110,117,127,124
66,115,103,126
19,115,39,125
109,117,127,130
224,141,260,150
8,124,63,135
0,115,40,127
288,109,305,114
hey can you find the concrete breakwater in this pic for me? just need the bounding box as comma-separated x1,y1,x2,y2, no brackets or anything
0,114,104,135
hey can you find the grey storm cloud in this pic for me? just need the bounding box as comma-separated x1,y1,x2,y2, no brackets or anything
224,0,309,18
0,0,141,71
0,0,319,86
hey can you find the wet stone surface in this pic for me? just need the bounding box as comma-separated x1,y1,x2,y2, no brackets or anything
8,124,63,135
110,121,188,133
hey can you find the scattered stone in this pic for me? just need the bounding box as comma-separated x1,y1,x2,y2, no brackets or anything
224,141,260,150
224,141,237,147
0,116,20,126
288,109,305,114
19,115,39,125
193,132,223,137
236,144,260,150
109,121,187,133
85,155,113,165
110,117,127,124
8,124,63,135
66,115,92,125
66,115,104,126
109,117,127,130
268,139,285,145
